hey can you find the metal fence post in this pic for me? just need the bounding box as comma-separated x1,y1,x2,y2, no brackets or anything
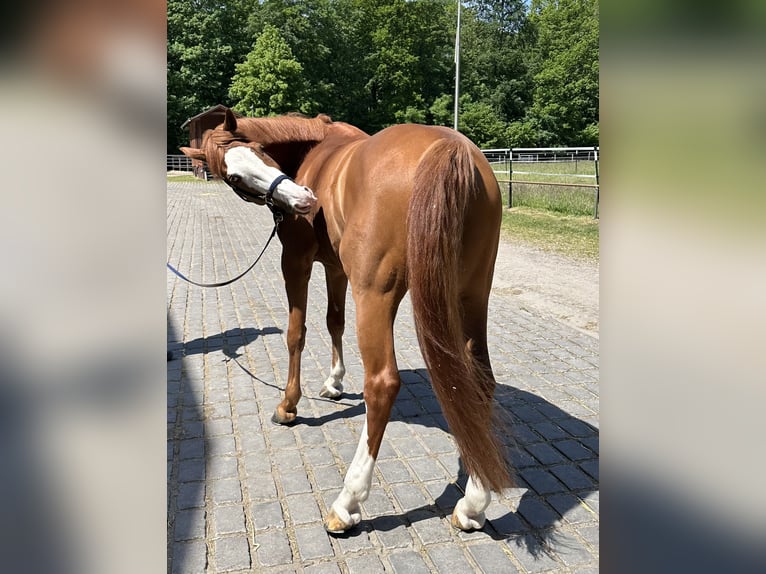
593,146,600,219
508,148,513,208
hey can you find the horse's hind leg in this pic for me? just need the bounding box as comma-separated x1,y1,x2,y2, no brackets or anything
452,475,492,530
324,289,403,533
451,289,497,530
319,265,347,399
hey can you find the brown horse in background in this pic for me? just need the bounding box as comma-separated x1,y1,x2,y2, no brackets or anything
181,108,513,533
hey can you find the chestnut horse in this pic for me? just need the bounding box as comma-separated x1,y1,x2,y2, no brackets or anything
181,109,512,533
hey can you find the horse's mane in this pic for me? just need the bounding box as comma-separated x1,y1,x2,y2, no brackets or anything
234,114,334,145
201,114,334,176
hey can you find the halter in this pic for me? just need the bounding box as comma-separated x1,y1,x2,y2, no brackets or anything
266,173,292,207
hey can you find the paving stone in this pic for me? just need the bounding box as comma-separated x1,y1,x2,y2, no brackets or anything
362,488,397,516
295,524,335,560
546,493,598,524
173,508,206,541
171,539,207,574
516,497,560,530
243,453,273,476
377,459,413,483
576,455,598,478
373,515,413,549
335,523,375,554
274,449,305,475
206,455,239,481
304,562,342,574
312,464,344,491
250,499,285,531
408,510,453,545
506,537,563,573
280,469,313,495
390,437,429,458
549,464,595,491
389,550,431,574
245,474,278,500
576,522,599,547
408,457,449,482
426,545,475,574
255,529,293,567
285,493,322,525
176,482,205,510
345,553,386,574
391,482,430,513
467,542,520,573
210,478,242,504
213,536,250,572
552,439,595,462
213,504,246,535
526,442,569,466
304,445,336,467
520,468,567,495
179,438,204,460
551,531,596,567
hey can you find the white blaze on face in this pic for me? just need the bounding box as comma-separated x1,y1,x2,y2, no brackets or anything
223,146,317,214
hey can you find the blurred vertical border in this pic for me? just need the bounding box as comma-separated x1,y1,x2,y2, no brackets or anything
1,1,765,572
0,1,166,573
601,0,766,572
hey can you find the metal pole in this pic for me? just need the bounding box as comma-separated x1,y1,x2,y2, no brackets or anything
508,148,513,208
454,1,461,131
593,146,600,219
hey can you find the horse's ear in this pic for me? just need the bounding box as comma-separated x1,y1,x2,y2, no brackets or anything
180,147,206,161
223,108,238,132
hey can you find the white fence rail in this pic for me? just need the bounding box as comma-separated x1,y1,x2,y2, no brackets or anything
167,146,600,217
167,154,194,172
481,146,600,218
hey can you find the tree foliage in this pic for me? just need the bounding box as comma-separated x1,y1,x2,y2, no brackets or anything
228,25,312,117
167,0,599,151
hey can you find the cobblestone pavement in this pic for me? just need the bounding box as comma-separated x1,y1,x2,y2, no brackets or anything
167,180,599,573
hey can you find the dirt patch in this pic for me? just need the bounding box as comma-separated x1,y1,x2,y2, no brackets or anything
492,239,599,337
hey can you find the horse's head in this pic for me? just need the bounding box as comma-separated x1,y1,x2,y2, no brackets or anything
180,109,317,215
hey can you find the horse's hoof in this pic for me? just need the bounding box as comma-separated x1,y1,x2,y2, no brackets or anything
450,510,486,532
271,409,297,426
319,384,343,400
324,508,354,534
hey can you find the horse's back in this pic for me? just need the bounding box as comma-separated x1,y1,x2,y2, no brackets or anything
302,123,500,292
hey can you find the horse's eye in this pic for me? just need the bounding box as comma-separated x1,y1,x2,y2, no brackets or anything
229,174,241,184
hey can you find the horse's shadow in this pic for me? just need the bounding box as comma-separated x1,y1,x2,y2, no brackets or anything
182,326,283,359
187,331,598,556
324,368,599,557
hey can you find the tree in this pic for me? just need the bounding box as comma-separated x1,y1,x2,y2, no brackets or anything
167,0,254,152
459,1,533,124
228,25,312,116
527,0,599,145
247,0,361,121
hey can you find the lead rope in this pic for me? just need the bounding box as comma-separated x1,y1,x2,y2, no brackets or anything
166,208,283,288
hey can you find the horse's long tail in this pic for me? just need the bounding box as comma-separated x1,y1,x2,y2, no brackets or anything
406,138,512,493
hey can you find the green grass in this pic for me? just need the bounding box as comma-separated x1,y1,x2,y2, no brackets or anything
492,161,599,217
167,174,212,183
500,206,599,261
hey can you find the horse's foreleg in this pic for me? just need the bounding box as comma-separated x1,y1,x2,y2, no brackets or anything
272,254,312,425
319,266,348,400
324,292,402,533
